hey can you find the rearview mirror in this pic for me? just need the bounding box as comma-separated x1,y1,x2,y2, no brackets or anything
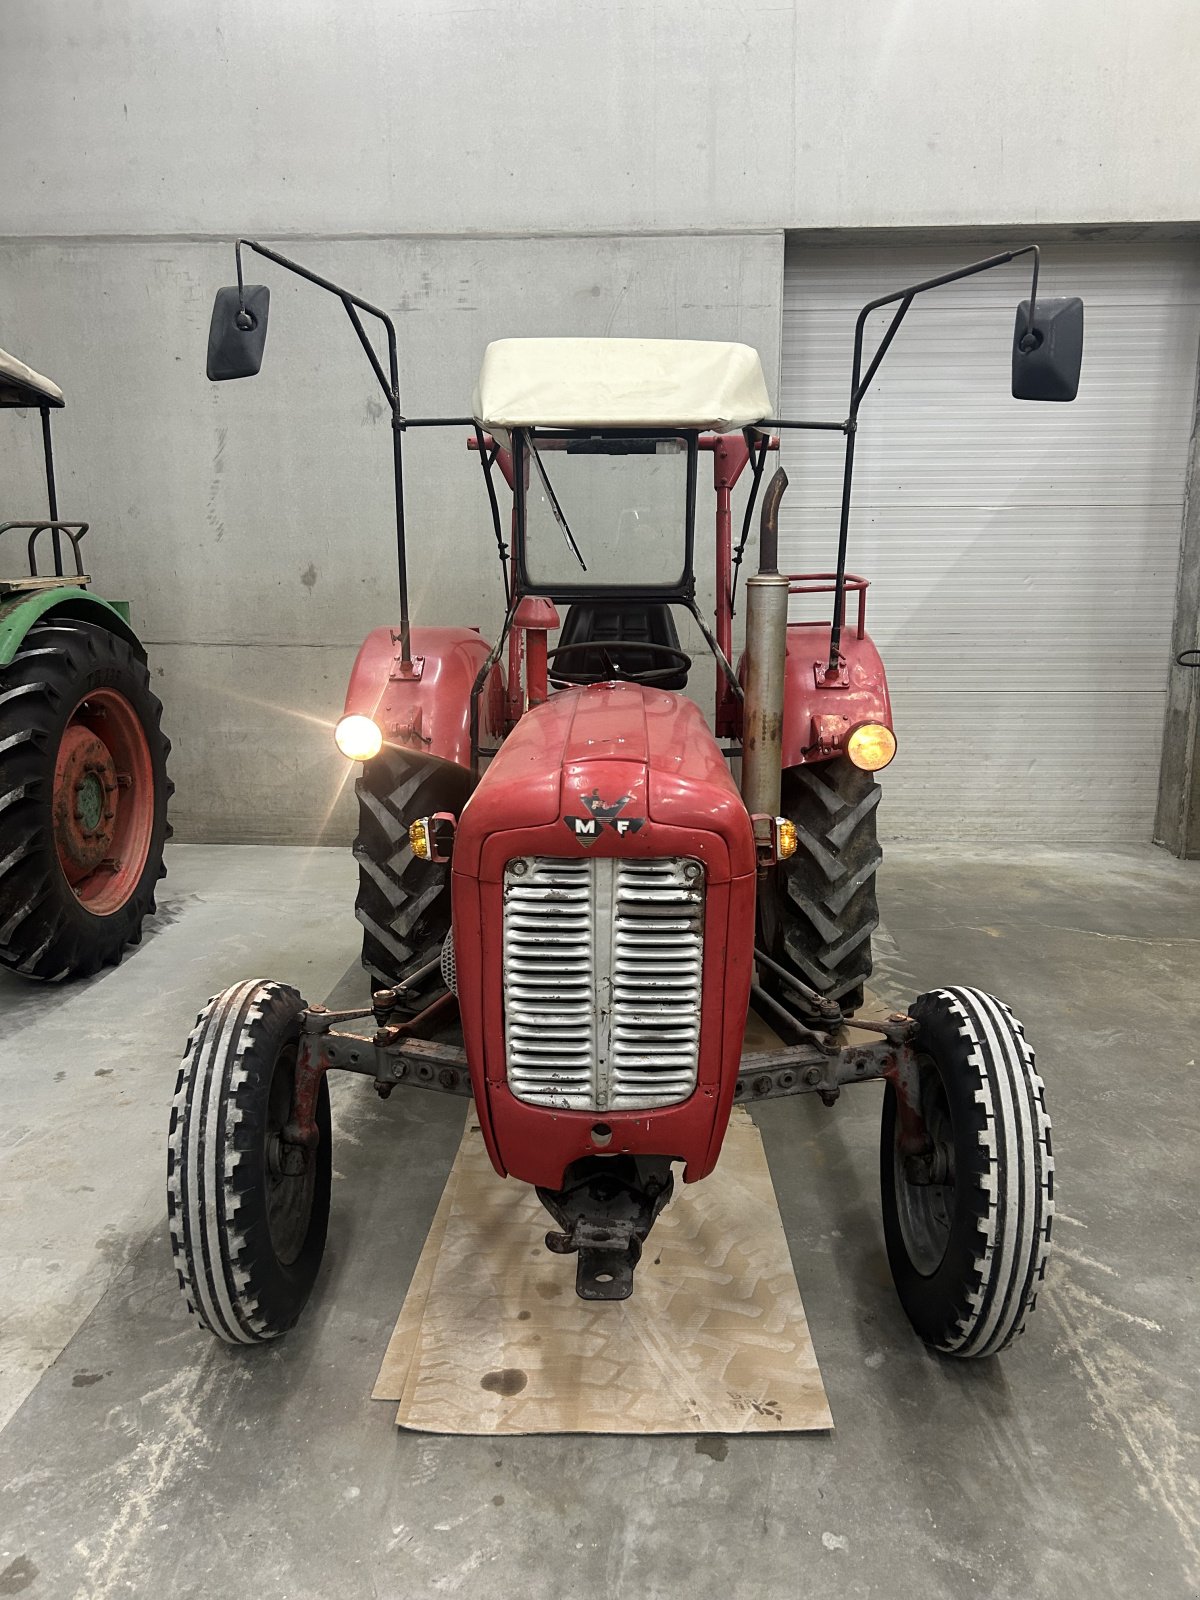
206,285,270,381
1012,296,1083,402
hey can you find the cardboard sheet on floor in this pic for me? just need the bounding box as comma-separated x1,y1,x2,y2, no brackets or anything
372,1105,832,1434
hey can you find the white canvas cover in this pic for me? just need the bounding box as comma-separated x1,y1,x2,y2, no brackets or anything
472,337,772,433
0,347,64,407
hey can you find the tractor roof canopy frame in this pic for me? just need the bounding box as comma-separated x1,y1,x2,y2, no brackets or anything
207,237,1083,682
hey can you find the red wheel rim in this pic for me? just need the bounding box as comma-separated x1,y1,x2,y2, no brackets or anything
53,688,155,916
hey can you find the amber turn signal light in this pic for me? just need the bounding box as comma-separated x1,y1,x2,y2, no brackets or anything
776,818,798,859
846,722,897,772
408,818,431,860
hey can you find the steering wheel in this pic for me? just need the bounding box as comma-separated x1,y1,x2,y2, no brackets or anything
546,640,693,688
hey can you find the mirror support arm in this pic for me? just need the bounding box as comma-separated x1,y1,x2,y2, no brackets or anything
234,238,414,665
824,245,1041,672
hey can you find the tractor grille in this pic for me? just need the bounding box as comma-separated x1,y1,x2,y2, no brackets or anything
502,855,704,1112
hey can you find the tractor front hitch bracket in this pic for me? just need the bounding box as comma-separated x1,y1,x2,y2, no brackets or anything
538,1156,675,1301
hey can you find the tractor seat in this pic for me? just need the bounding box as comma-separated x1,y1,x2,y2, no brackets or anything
551,601,690,690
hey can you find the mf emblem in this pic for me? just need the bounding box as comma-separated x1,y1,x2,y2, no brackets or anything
564,788,645,846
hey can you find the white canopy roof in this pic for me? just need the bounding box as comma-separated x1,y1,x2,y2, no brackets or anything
472,337,771,433
0,346,64,408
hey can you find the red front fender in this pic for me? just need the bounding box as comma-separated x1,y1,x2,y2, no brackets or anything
739,619,893,768
779,620,893,767
342,625,505,772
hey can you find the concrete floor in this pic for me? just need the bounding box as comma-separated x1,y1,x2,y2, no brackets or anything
0,841,1197,1599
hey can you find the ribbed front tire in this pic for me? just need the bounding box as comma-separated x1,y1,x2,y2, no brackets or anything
881,986,1055,1358
167,979,330,1344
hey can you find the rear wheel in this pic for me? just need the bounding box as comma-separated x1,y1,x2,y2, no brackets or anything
766,756,881,1015
167,979,331,1344
0,617,171,980
880,986,1054,1357
353,751,474,1004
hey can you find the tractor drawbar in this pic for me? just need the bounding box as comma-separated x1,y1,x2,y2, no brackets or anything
740,467,789,820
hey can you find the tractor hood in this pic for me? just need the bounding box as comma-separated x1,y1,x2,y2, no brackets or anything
451,681,758,1190
454,683,755,882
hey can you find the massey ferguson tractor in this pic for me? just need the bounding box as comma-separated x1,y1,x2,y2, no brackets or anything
0,346,171,980
169,242,1082,1359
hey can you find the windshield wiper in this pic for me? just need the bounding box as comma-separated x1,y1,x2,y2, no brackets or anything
528,434,587,572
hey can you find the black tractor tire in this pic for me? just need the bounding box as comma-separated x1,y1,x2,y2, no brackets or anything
353,750,475,1001
167,979,331,1344
767,756,881,1015
0,616,171,981
881,986,1054,1358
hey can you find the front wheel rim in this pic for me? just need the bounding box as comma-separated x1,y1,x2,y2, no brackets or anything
264,1044,317,1267
52,687,155,916
893,1056,956,1276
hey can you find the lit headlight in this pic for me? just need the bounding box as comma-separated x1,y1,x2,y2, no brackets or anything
334,714,383,762
846,722,897,772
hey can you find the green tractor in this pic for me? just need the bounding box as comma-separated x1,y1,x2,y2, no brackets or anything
0,346,171,980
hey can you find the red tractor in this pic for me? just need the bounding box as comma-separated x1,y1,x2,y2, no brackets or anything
170,242,1082,1359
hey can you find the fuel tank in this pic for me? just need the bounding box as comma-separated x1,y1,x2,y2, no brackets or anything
451,683,756,1190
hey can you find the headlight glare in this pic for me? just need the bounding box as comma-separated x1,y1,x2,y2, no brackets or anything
334,714,383,762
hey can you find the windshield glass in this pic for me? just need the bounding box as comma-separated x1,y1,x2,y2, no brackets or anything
520,432,690,590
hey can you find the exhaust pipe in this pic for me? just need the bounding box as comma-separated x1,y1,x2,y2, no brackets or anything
741,468,789,820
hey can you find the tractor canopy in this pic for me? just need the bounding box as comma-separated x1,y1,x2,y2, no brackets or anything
472,337,770,433
0,347,64,409
473,338,772,606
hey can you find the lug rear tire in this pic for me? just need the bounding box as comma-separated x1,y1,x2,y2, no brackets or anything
0,616,171,981
767,756,881,1014
353,751,474,1003
167,979,330,1344
880,986,1054,1358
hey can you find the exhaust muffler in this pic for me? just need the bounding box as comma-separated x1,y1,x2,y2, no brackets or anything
740,467,789,820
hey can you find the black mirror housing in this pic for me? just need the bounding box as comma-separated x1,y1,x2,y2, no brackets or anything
207,285,270,381
1012,296,1083,402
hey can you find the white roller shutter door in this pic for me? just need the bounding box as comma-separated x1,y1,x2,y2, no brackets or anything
778,242,1200,840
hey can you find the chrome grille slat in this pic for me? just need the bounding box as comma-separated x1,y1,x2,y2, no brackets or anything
502,854,704,1112
502,857,595,1110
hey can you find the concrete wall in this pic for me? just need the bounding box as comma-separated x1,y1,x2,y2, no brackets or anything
3,0,1198,840
0,234,781,841
4,1,1198,234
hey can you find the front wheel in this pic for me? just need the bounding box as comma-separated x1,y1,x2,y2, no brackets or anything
880,986,1054,1358
167,979,330,1344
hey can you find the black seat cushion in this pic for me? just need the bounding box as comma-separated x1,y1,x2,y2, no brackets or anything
552,602,689,689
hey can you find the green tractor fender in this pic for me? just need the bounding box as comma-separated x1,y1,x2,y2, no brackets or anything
0,586,142,668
